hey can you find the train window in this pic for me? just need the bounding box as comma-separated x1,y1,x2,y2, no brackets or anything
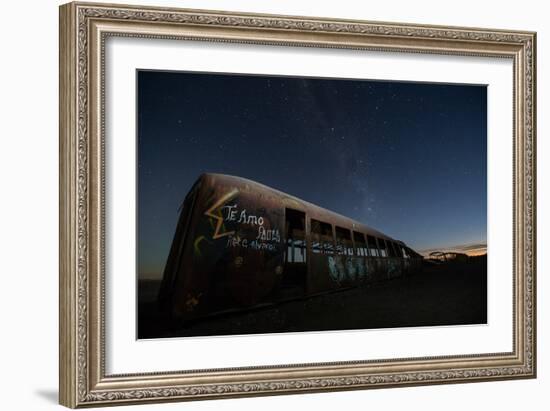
311,219,334,254
401,245,410,258
388,241,398,257
285,209,306,263
353,231,368,256
335,227,353,256
386,241,394,257
395,243,401,256
366,235,379,257
396,243,403,257
378,238,388,257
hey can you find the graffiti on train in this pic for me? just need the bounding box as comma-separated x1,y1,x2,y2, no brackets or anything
203,192,281,251
221,204,266,227
221,205,282,251
328,256,370,284
203,190,282,252
225,234,280,252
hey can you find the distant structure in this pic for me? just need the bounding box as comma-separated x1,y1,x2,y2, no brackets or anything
158,173,423,321
427,251,469,264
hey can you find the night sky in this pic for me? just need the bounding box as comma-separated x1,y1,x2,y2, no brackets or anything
137,70,487,278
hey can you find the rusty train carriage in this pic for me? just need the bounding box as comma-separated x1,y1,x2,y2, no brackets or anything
157,173,423,321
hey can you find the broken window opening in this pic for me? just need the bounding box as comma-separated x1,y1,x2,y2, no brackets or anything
378,238,388,257
353,231,368,257
367,234,379,257
311,219,334,255
335,226,353,256
285,208,307,263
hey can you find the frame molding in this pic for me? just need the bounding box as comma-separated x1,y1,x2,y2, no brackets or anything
59,2,536,408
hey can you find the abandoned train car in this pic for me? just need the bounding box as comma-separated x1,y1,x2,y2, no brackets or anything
157,173,423,321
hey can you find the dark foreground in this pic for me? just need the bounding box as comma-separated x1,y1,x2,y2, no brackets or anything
138,255,487,339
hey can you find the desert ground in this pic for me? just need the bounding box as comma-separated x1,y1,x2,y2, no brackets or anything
138,255,487,339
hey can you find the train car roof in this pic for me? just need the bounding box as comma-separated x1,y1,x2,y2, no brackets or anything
197,173,406,245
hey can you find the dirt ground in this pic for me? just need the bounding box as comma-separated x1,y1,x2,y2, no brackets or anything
138,255,487,339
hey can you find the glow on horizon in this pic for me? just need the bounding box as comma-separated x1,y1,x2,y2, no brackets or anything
417,242,487,257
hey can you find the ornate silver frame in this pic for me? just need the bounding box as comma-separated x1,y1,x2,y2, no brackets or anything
59,2,536,408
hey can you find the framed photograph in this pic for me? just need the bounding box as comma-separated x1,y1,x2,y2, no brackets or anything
59,1,536,408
